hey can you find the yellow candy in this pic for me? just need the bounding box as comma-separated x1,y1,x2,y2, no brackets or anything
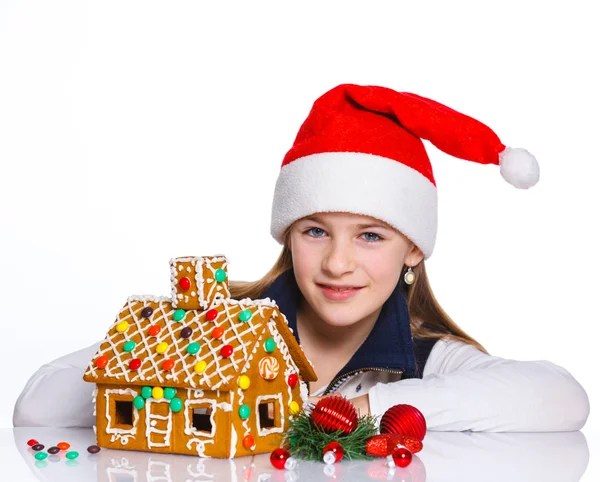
152,387,164,400
156,342,169,354
116,321,129,333
194,360,207,374
238,375,250,390
289,401,300,415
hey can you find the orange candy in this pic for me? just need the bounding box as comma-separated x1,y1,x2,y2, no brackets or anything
95,356,109,369
162,359,175,371
148,325,161,337
243,434,255,450
57,442,70,451
212,326,224,339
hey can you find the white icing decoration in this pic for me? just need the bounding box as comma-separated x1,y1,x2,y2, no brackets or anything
255,393,284,436
230,418,238,458
145,399,173,448
105,388,139,445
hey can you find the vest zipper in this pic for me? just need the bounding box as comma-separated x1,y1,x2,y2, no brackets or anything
322,367,405,396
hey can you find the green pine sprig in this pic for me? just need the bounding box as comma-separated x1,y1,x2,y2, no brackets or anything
280,410,380,461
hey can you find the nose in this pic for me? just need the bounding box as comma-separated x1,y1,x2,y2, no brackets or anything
322,237,356,276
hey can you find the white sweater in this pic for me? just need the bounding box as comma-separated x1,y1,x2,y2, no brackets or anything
13,338,590,432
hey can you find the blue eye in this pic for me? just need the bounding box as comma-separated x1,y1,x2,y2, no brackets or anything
306,227,326,237
362,232,383,242
304,228,383,243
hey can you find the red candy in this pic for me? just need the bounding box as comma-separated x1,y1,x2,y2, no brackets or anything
243,434,255,450
129,358,142,370
391,446,412,468
95,356,109,369
221,345,233,357
212,326,224,339
148,325,161,337
57,442,70,451
270,448,290,470
179,277,191,291
27,439,38,447
287,373,298,388
206,309,218,321
162,359,175,371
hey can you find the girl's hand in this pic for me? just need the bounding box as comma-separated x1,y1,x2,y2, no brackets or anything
307,393,371,417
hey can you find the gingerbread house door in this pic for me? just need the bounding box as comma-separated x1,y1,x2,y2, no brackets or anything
145,399,173,449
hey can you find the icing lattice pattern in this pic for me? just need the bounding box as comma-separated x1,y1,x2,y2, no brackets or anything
84,295,280,390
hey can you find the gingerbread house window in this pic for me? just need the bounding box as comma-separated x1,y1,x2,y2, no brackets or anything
185,399,217,438
115,401,134,427
258,402,275,428
192,407,213,433
255,394,284,435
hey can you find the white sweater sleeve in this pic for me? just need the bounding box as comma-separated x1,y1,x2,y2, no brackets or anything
13,342,100,428
368,338,590,432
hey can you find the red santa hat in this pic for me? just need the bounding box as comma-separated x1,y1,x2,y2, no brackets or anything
270,84,540,259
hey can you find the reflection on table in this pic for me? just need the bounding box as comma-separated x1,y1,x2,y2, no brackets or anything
13,427,589,482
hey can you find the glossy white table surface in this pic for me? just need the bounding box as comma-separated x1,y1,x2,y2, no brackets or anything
2,426,597,481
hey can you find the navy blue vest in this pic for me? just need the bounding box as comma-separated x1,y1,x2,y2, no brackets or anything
260,269,436,390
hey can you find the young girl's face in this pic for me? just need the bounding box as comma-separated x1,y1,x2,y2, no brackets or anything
289,212,423,329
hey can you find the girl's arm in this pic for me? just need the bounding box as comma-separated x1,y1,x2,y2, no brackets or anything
13,342,100,428
368,338,590,432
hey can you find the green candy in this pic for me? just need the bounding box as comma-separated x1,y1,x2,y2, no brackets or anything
264,337,276,353
141,386,152,399
215,269,227,283
187,342,200,355
238,404,250,419
173,309,186,322
170,397,183,413
133,396,145,410
34,452,48,461
238,309,252,322
65,451,79,460
164,387,177,400
123,340,135,352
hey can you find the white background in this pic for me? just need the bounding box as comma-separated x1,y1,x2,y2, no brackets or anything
0,0,598,461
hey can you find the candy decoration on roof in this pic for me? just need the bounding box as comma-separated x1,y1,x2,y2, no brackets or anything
162,359,174,371
187,342,200,355
221,345,234,358
95,356,109,369
215,269,227,282
148,325,161,337
116,321,129,333
180,326,193,339
123,341,135,353
379,404,427,442
238,309,252,322
179,277,191,291
129,358,141,370
206,309,218,321
258,356,280,380
173,309,186,321
212,326,224,339
141,307,153,318
194,360,207,373
156,342,169,354
264,338,276,353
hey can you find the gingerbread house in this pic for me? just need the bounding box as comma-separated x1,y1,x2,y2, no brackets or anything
83,255,317,458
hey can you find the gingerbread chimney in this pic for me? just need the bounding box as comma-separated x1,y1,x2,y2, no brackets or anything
169,256,230,310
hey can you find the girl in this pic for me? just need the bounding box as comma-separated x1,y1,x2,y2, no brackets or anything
14,84,589,432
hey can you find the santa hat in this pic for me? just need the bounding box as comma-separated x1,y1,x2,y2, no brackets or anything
270,84,539,259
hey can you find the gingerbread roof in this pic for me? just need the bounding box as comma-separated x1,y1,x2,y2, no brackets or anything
83,256,317,391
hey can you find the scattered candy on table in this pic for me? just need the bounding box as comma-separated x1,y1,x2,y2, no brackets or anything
87,445,101,454
34,452,48,461
31,444,44,451
47,446,60,454
57,442,70,450
65,451,79,460
27,439,38,447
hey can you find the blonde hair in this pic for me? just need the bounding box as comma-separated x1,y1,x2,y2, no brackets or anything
229,224,489,355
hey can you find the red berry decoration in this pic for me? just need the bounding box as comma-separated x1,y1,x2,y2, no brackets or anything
221,344,234,357
287,373,298,388
95,355,109,369
148,325,161,337
179,277,191,291
27,439,38,447
391,445,413,468
322,441,344,463
380,404,426,441
206,309,218,321
270,448,290,470
162,359,175,371
311,394,358,435
129,358,142,370
243,434,255,449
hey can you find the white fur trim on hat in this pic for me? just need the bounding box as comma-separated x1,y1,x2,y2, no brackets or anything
499,147,540,189
270,152,438,259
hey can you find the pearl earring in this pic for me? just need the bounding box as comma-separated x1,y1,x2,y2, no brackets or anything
404,266,415,285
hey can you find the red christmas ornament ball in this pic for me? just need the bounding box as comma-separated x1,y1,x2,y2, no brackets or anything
270,448,290,470
311,394,358,434
323,441,345,463
391,446,413,468
380,404,426,441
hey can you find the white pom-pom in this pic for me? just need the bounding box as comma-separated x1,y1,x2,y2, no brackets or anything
498,147,540,189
